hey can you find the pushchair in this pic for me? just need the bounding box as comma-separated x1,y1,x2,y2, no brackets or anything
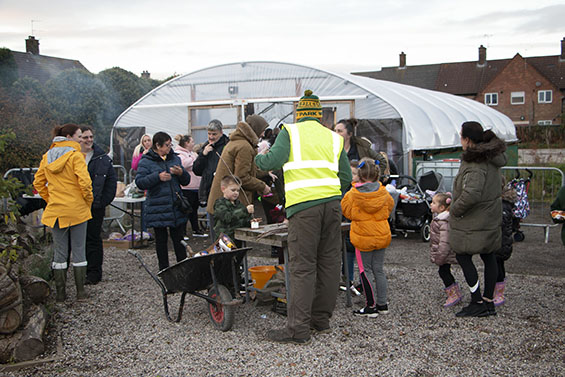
508,169,532,242
392,171,443,242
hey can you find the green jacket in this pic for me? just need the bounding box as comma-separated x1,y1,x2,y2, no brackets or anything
449,136,507,255
213,198,252,240
255,120,352,218
550,185,565,246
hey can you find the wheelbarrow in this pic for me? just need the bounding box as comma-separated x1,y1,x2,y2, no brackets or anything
128,247,251,331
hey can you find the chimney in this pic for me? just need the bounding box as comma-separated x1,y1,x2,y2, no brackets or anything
561,37,565,60
478,45,486,66
399,52,406,68
26,36,39,55
141,70,150,79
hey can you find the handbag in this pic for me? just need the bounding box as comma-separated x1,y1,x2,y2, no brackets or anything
175,192,192,214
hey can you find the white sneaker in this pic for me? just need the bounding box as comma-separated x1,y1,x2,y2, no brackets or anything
350,285,361,296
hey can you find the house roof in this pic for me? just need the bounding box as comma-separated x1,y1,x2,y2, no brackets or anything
434,59,510,95
11,51,88,83
353,54,565,95
526,55,565,90
355,64,441,91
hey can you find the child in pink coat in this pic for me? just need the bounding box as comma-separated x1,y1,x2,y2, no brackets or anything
429,192,461,307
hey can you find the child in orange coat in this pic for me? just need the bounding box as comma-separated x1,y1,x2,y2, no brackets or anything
341,158,395,317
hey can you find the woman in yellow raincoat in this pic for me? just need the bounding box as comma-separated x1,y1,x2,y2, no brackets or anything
33,124,93,302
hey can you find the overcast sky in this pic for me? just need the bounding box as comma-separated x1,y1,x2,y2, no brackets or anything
1,0,564,80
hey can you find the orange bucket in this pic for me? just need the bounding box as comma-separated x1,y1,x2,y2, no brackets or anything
249,265,283,289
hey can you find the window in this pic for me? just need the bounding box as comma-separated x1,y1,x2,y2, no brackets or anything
538,90,552,103
484,93,498,106
511,91,525,105
538,120,552,126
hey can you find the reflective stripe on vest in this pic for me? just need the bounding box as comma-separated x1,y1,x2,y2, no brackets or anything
283,121,343,207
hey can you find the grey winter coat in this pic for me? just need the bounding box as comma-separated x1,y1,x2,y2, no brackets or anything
449,136,507,255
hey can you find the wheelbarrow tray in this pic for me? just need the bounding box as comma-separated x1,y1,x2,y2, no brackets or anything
157,248,250,293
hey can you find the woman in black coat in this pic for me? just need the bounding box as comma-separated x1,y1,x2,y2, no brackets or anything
135,132,190,270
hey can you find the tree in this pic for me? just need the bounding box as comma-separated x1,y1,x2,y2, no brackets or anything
45,69,110,126
0,81,53,173
45,69,111,148
97,67,156,124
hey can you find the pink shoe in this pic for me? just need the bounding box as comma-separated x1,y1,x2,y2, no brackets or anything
493,281,506,306
444,283,462,307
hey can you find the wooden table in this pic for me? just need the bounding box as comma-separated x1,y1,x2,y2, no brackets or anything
235,222,352,307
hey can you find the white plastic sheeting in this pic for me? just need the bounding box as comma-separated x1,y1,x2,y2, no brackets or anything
113,61,517,152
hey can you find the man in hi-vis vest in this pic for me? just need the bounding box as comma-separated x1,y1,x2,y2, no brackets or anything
256,90,352,345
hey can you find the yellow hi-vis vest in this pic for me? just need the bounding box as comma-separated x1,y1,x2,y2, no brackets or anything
283,120,344,208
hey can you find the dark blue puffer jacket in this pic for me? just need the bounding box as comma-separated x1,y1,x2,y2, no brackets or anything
88,144,117,209
135,149,190,228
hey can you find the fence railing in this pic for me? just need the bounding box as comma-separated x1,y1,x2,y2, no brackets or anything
415,160,563,244
501,166,564,243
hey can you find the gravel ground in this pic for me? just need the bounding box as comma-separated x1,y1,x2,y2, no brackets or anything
3,220,565,376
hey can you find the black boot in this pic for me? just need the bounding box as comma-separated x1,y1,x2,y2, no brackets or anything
456,301,488,317
484,301,497,316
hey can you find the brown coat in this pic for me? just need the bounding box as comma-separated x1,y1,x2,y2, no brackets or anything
352,136,389,177
206,121,268,214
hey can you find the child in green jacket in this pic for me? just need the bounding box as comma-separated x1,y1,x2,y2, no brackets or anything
213,175,254,246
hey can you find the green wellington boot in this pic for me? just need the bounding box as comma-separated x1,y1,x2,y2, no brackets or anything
74,266,88,300
53,269,67,302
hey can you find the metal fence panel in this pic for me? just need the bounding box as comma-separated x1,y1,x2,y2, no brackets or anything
414,161,563,244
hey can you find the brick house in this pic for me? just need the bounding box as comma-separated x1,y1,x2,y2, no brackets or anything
9,36,88,83
354,38,565,127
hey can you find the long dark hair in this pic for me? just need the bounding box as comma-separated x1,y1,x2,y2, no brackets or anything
461,121,497,144
336,118,357,136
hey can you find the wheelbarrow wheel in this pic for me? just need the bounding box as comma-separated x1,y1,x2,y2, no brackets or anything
207,285,235,331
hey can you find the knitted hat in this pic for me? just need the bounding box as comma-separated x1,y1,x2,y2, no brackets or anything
246,114,269,137
296,90,322,120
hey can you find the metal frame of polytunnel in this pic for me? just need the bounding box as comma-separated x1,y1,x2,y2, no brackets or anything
111,61,517,174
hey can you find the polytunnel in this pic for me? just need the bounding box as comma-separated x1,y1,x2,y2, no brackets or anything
111,61,517,173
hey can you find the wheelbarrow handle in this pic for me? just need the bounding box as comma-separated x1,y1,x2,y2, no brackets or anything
128,249,185,322
128,250,166,290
